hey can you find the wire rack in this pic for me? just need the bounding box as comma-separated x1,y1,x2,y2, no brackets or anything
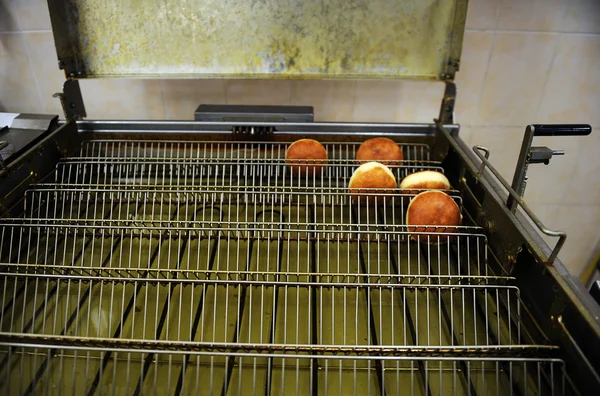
0,140,567,395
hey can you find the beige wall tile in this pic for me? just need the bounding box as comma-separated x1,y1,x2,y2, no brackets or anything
454,31,494,124
0,0,19,31
290,80,355,122
353,80,441,123
396,81,444,123
352,80,401,122
477,33,557,126
226,80,292,106
520,203,599,277
468,126,524,181
162,80,226,120
497,0,567,31
523,135,581,205
79,79,166,119
14,0,51,31
456,125,474,147
22,32,64,115
0,33,41,112
522,203,561,246
537,35,600,127
466,0,502,30
563,0,600,33
543,205,600,276
561,131,600,205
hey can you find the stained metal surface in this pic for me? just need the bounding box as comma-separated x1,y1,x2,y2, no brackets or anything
48,0,467,79
0,139,572,394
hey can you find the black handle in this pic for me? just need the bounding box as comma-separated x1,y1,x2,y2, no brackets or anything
532,124,592,136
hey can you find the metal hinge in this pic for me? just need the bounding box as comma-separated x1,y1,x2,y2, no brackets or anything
431,82,457,161
53,80,87,121
437,82,456,124
58,57,84,78
440,58,460,81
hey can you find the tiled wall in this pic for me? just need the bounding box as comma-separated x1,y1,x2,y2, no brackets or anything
1,0,599,277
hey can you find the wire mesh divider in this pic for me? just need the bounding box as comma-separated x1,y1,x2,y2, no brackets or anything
79,140,432,161
52,158,444,190
0,139,568,395
0,344,567,396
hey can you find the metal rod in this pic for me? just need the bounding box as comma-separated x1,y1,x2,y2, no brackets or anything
420,243,478,396
173,211,223,395
87,204,182,395
508,125,534,212
264,211,286,396
309,206,320,396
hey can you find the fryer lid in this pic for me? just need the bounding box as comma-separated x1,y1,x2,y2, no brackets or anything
47,0,467,80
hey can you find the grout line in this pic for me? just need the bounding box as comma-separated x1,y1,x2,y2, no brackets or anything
471,31,497,126
348,80,358,122
223,80,230,105
159,80,170,120
286,79,293,106
493,0,505,30
0,29,53,35
20,33,46,112
465,28,600,37
533,34,585,208
469,0,505,126
533,36,560,119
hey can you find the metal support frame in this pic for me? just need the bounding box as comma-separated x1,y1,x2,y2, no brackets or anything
431,82,456,161
195,104,315,137
438,82,456,124
53,80,87,121
0,114,58,170
436,121,600,391
507,124,591,212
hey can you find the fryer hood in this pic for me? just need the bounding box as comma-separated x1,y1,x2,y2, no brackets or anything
47,0,467,80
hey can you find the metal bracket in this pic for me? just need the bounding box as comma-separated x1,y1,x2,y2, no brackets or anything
440,58,460,81
53,80,87,121
507,124,591,212
195,105,314,123
472,145,567,265
195,104,313,137
58,57,84,78
431,82,457,161
437,82,456,125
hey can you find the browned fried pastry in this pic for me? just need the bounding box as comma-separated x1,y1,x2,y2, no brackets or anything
356,137,404,165
285,139,328,175
399,170,451,193
406,190,462,241
348,162,397,203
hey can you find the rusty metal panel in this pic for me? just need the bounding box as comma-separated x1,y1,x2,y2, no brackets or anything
48,0,467,80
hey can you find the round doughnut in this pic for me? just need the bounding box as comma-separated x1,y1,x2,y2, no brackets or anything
285,139,328,175
348,162,397,203
406,190,462,242
356,138,404,165
400,170,451,193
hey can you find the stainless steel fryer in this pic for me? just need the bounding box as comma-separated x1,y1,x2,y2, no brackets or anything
1,117,598,395
1,0,600,395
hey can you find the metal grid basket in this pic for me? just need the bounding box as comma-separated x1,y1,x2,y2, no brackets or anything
0,140,567,395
